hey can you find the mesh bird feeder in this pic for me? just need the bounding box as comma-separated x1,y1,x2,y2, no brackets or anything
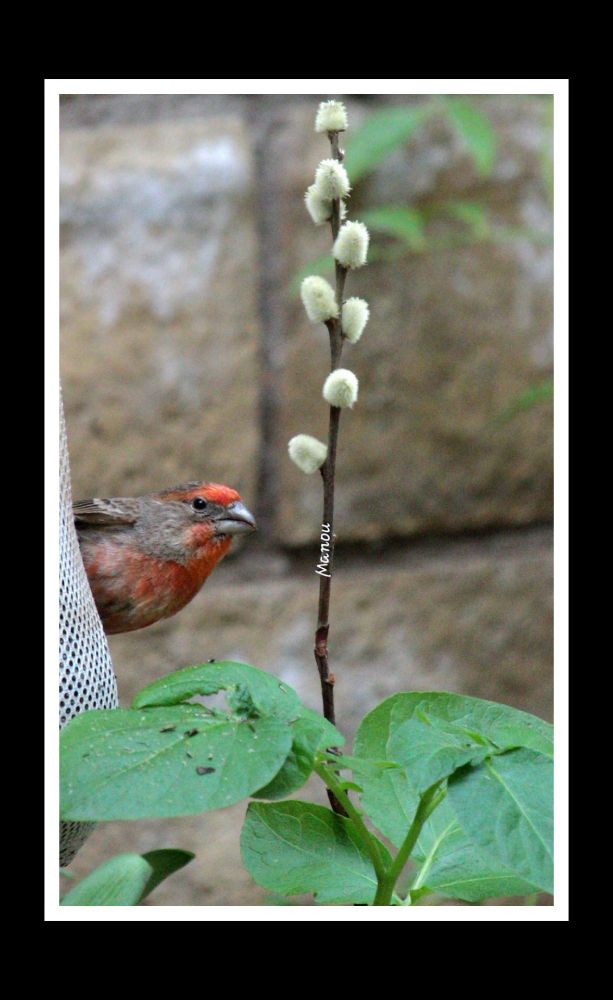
59,391,118,866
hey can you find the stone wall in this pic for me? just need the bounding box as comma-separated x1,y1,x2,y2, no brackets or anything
59,93,553,906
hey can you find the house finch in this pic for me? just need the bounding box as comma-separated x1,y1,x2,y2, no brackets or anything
74,481,256,635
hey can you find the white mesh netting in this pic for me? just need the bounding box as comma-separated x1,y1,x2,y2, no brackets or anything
60,391,118,866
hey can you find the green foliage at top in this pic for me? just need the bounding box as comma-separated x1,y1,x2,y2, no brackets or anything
443,97,496,176
343,106,429,181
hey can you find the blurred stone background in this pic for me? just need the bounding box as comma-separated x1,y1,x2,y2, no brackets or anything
59,93,553,906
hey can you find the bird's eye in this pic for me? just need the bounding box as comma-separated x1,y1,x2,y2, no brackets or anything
192,497,208,511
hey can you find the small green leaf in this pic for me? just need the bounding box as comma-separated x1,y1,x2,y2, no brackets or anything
140,849,194,901
60,854,150,906
448,748,553,893
241,801,391,904
132,661,301,722
344,107,429,182
389,717,491,793
493,377,553,426
254,707,343,800
61,705,293,821
60,850,193,906
59,867,74,879
361,206,426,251
444,98,496,176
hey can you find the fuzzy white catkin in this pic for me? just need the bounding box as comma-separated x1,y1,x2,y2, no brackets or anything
314,159,351,201
288,434,328,474
304,184,332,225
301,276,339,324
315,100,348,133
323,369,359,409
333,221,369,269
341,298,370,343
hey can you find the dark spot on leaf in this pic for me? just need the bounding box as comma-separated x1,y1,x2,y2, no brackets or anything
160,725,176,733
184,729,199,738
196,766,216,775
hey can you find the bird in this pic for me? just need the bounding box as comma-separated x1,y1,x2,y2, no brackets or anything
74,481,256,635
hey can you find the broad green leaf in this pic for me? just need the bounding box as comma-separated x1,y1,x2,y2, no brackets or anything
61,705,293,821
356,692,552,762
448,748,553,893
360,206,426,251
353,691,552,845
140,849,194,902
389,717,491,793
344,107,429,182
254,707,344,800
60,854,150,906
411,796,539,903
132,661,301,722
444,98,496,176
241,801,391,904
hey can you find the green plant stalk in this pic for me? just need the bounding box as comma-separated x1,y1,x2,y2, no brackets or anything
313,759,387,885
373,782,447,906
407,818,457,900
315,758,447,906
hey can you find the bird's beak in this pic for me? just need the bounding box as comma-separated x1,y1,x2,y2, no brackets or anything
213,501,257,536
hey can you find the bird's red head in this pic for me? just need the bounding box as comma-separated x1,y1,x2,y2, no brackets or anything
153,481,257,556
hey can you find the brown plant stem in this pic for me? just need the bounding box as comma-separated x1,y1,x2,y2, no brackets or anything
313,129,348,814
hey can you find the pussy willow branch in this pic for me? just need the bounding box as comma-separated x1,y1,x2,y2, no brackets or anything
314,129,348,814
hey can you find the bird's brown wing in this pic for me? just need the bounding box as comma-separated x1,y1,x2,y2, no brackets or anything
73,497,140,527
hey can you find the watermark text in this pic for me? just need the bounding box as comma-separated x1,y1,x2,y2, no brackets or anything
315,523,332,577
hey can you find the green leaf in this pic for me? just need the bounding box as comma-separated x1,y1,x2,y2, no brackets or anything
61,705,293,821
360,206,426,251
444,98,496,176
389,717,491,793
241,801,391,904
412,796,540,903
356,692,552,761
132,661,301,722
140,849,194,902
448,748,553,893
254,707,344,800
493,377,553,426
353,691,552,846
344,107,429,182
60,849,193,906
59,867,74,879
